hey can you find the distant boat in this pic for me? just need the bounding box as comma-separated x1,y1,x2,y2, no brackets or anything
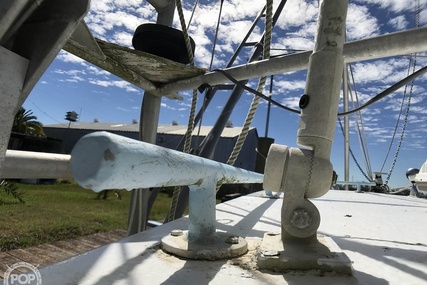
414,160,427,192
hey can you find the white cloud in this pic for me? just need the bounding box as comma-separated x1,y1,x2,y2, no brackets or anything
86,65,111,76
275,79,306,92
354,0,421,13
56,51,86,64
53,69,86,75
276,0,318,29
280,96,300,109
116,107,131,112
388,15,409,29
161,102,178,111
88,79,139,92
346,4,380,40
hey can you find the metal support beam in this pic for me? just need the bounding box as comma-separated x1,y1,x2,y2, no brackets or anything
264,0,347,240
156,27,427,95
70,132,262,191
1,150,71,179
259,0,353,274
0,0,90,177
5,0,91,110
343,65,350,190
127,0,176,235
0,46,28,176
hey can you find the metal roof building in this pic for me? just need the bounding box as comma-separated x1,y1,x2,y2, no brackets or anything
43,122,259,172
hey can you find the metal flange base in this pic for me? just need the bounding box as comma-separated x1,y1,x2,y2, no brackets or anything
161,231,248,260
257,232,353,275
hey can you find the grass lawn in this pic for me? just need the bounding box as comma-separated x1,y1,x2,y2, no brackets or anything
0,182,174,251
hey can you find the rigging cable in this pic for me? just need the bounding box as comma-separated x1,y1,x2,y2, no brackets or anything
338,118,373,181
216,64,427,117
384,57,416,186
383,0,420,187
168,0,199,221
348,63,373,180
379,68,409,173
193,0,224,154
186,0,199,29
209,0,224,70
224,0,274,168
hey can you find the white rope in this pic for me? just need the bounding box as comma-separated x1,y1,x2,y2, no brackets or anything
217,0,274,191
168,0,198,221
226,0,273,166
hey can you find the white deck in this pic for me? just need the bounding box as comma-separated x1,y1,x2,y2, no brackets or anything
34,191,427,285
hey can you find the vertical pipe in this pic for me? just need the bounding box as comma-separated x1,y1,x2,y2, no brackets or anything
297,0,347,160
128,0,176,235
265,75,273,138
188,179,217,244
343,65,350,190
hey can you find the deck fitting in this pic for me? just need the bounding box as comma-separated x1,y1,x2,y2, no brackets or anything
257,233,353,275
161,231,248,260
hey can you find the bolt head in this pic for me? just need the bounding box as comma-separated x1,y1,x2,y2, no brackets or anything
171,229,183,236
290,208,312,229
262,250,279,257
225,235,240,244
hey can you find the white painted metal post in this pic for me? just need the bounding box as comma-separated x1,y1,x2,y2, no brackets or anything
70,132,262,191
71,131,261,259
188,180,217,243
0,46,28,177
264,0,348,240
128,0,176,235
2,150,71,179
157,27,427,96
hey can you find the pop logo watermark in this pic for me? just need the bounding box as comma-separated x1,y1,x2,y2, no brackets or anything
3,262,42,285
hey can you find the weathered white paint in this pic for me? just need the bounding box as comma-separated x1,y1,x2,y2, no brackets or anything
188,180,217,242
35,191,427,285
263,0,348,240
1,150,71,179
0,46,28,177
157,27,427,95
70,131,263,192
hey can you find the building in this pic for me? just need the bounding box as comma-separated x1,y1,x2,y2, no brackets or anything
43,121,259,172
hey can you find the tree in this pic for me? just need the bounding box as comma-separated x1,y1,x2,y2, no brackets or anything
0,180,25,204
12,107,45,136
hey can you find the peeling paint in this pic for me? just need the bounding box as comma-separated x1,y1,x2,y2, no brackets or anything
194,178,204,186
103,148,115,161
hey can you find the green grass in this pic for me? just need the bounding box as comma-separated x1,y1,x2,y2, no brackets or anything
0,182,174,251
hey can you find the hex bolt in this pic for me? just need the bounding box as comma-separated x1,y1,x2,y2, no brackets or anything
171,229,183,237
225,235,240,244
290,208,312,229
262,250,279,257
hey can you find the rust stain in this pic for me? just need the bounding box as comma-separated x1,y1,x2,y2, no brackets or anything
103,148,115,161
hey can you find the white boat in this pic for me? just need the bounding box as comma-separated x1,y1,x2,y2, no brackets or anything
414,160,427,192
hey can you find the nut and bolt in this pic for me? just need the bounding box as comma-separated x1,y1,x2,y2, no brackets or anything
261,250,279,257
225,235,240,244
171,229,183,236
290,208,312,229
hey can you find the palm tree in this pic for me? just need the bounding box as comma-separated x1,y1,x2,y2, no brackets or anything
12,107,45,136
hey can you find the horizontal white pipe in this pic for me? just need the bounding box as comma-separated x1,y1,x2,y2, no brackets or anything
157,27,427,95
70,132,263,192
1,150,71,179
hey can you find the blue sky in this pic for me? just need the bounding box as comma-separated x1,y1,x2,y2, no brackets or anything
23,0,427,188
